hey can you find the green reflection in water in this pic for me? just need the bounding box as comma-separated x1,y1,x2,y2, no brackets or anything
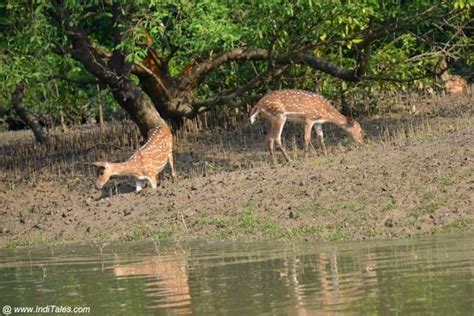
0,233,473,315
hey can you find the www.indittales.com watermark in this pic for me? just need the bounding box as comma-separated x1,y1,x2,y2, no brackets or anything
2,305,90,315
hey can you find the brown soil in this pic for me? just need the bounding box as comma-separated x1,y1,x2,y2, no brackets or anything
1,93,473,248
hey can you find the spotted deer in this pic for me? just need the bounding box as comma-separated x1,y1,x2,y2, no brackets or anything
249,89,363,162
92,126,176,192
438,59,468,95
442,73,468,95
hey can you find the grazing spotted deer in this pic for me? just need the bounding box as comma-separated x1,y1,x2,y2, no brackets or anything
250,89,363,162
441,72,468,95
93,126,176,192
438,59,468,95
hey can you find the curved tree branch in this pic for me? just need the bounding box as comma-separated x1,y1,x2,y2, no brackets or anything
48,2,168,136
182,48,269,88
11,81,48,144
192,65,289,110
183,2,452,89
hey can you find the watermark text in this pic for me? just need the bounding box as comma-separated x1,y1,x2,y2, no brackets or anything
2,305,90,315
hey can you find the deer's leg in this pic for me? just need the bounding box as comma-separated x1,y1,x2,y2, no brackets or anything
266,133,276,164
148,175,157,189
146,175,157,190
314,124,327,155
273,118,290,162
304,121,315,157
168,153,176,182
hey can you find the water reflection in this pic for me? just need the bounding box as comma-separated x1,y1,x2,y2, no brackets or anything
0,234,473,315
112,253,191,314
218,247,381,314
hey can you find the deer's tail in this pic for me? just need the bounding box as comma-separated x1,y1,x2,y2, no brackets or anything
249,106,260,124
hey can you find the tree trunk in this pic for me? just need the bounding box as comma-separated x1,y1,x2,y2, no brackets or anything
136,74,187,129
67,28,168,138
109,79,168,137
11,81,49,144
135,51,193,129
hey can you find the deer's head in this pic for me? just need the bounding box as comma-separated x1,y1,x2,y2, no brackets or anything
345,118,363,144
92,162,113,190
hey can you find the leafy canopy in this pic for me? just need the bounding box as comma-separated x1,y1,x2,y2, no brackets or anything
0,0,472,124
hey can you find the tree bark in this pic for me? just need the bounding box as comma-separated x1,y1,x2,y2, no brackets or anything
133,50,194,128
11,81,49,144
67,24,167,137
109,80,167,137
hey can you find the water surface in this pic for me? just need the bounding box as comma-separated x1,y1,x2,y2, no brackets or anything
0,233,473,315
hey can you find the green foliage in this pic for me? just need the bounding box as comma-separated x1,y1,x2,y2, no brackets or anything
0,1,472,128
0,1,119,127
200,0,472,111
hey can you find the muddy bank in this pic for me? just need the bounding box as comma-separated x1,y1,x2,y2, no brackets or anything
1,130,472,248
1,95,473,248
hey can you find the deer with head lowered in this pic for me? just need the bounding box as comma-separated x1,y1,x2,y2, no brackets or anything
438,59,468,95
92,126,176,192
441,73,468,95
249,89,363,162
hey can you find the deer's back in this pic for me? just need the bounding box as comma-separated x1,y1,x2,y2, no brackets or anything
129,127,172,164
258,89,339,121
445,76,467,94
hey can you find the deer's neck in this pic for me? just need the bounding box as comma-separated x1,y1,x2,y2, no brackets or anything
326,110,349,127
109,161,136,176
340,121,353,133
440,71,450,82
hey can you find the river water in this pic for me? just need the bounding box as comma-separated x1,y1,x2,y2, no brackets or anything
0,233,473,315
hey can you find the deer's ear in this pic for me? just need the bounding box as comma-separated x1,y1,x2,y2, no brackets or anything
92,162,108,169
347,117,355,126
